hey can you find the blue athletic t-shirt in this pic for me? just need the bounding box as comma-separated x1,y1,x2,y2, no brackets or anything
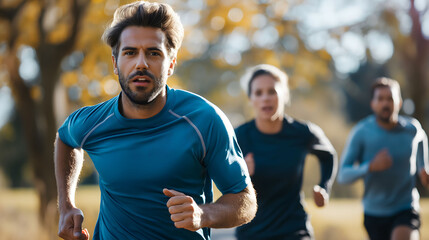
58,86,250,240
338,115,429,216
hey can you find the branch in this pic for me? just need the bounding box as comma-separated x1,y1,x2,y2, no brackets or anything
38,0,89,63
0,0,27,21
6,50,43,158
38,0,47,44
409,0,429,56
59,0,90,52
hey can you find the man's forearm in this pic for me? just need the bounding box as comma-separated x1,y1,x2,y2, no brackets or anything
54,134,84,211
199,184,257,229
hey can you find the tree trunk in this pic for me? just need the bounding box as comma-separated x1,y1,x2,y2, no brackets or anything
3,1,89,231
6,48,58,227
407,0,429,197
37,44,63,225
407,0,429,131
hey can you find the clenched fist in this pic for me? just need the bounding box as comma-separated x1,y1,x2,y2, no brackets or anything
58,207,89,240
163,188,205,231
369,149,392,172
313,185,328,207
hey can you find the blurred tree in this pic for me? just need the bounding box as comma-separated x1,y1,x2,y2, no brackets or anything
0,0,89,227
174,0,333,122
318,0,429,196
0,111,30,188
400,0,429,130
341,62,389,123
307,0,429,129
358,0,429,130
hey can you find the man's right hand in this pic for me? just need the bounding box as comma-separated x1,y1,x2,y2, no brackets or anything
369,149,393,172
58,207,89,240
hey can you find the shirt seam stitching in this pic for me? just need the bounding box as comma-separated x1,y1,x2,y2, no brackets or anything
80,113,115,148
168,109,207,161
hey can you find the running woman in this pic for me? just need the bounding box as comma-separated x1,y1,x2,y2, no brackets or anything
235,64,337,240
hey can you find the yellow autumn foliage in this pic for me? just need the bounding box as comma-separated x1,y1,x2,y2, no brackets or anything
61,71,79,87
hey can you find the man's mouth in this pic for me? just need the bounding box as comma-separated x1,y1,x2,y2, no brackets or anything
131,77,151,87
133,77,150,82
129,70,154,84
381,108,391,113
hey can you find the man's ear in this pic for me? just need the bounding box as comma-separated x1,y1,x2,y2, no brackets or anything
370,98,376,112
168,57,176,76
112,55,118,75
398,98,403,110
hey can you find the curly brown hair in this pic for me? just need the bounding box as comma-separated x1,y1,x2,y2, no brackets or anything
102,1,184,60
371,77,402,101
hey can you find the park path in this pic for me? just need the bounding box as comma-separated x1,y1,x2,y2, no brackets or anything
211,228,236,240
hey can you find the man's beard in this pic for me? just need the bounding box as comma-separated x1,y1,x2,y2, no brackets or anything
118,69,164,105
377,107,393,123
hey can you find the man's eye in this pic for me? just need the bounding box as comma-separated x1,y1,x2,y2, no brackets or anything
268,89,276,95
150,52,161,56
124,51,135,56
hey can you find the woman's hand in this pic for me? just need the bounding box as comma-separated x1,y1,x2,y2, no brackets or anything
244,153,255,176
313,185,329,208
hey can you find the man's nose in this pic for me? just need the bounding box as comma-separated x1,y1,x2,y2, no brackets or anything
135,52,148,70
381,99,391,105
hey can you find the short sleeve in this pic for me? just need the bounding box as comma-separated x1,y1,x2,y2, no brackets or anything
58,109,85,148
202,107,250,195
58,106,96,149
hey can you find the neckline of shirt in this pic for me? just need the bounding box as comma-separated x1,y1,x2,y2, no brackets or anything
370,114,407,132
113,85,176,128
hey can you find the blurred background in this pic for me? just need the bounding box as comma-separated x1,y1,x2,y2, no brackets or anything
1,0,429,239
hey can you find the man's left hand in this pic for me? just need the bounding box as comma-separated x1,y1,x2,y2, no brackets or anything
163,188,204,231
419,169,429,188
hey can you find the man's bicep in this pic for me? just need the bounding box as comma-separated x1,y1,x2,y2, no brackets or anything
202,111,250,194
55,133,80,155
54,134,84,169
237,184,256,198
216,184,254,202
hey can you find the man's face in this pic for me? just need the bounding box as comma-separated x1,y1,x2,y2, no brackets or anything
371,86,402,123
113,26,176,105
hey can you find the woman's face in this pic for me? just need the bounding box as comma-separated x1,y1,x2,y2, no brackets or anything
249,74,285,121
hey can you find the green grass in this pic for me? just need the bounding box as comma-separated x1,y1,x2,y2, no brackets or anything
1,186,429,240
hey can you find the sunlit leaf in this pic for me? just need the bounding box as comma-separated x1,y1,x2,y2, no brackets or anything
47,22,70,44
30,85,41,101
61,71,79,87
0,20,10,42
167,75,183,89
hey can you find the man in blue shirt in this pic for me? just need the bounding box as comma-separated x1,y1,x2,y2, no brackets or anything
338,77,429,240
54,1,257,239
